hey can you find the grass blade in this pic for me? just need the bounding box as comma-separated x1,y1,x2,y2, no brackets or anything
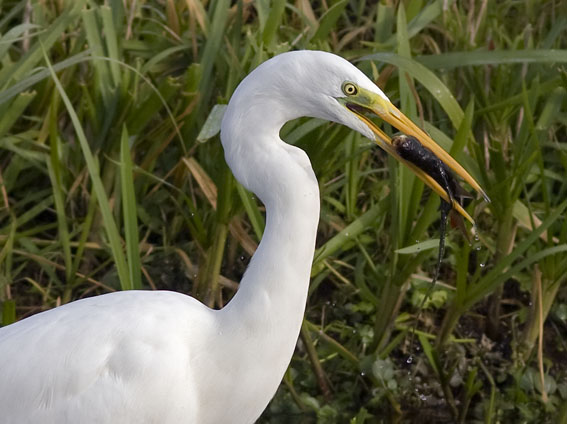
47,105,73,284
0,1,85,85
120,126,142,290
235,183,265,241
262,0,286,46
466,200,567,308
42,44,131,291
416,49,567,70
312,0,348,42
360,52,465,130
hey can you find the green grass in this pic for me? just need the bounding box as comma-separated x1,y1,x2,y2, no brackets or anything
1,0,567,422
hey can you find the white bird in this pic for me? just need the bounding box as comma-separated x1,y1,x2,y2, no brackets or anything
0,51,485,423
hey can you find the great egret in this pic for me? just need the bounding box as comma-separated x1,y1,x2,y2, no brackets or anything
0,50,486,423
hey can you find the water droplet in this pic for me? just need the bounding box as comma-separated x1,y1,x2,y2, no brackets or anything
240,256,245,261
406,355,413,364
360,371,366,376
345,232,350,237
479,263,485,268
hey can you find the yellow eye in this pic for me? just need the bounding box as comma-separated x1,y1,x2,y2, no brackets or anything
342,82,358,96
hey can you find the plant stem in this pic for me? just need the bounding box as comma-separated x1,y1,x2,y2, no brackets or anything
436,302,463,348
486,210,516,339
300,321,331,399
372,280,407,352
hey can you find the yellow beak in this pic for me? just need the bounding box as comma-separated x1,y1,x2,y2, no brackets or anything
345,88,488,225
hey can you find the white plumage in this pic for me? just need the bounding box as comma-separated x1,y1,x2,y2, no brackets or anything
0,50,480,423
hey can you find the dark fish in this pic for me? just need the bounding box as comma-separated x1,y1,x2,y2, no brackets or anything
392,134,471,238
392,134,459,204
393,135,460,351
392,134,457,279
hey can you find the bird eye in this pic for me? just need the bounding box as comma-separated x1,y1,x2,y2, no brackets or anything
342,82,358,96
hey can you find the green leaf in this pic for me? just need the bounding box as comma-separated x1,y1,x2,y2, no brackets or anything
262,0,286,46
465,200,567,308
1,300,16,326
312,202,383,275
82,6,114,106
42,44,131,291
0,51,91,107
396,239,439,255
0,91,36,139
360,52,465,130
416,49,567,70
312,0,348,42
235,183,264,240
100,5,122,86
120,126,142,290
0,0,86,86
418,333,440,376
47,106,72,284
197,104,227,142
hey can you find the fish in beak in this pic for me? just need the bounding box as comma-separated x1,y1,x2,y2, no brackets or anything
339,83,489,224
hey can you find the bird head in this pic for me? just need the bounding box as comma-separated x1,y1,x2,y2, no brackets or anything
222,51,487,222
273,51,488,222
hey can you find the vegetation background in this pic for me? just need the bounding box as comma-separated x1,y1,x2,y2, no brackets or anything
1,0,566,422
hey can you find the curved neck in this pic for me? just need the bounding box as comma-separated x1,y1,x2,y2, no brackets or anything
220,140,320,342
214,125,320,421
224,149,320,322
213,58,323,420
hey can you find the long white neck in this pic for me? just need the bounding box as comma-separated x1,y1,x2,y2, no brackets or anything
213,64,321,420
220,142,320,345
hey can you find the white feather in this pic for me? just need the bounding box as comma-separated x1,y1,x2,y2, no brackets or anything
0,50,389,424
